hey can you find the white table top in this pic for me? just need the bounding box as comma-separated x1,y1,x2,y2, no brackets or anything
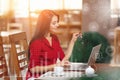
33,71,83,80
28,63,87,80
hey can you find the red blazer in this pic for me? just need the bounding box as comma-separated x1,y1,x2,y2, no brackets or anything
26,34,65,79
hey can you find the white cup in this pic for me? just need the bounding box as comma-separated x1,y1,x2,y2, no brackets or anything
54,66,64,75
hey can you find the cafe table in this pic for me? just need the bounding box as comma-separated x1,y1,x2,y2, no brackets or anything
29,63,120,80
34,71,84,80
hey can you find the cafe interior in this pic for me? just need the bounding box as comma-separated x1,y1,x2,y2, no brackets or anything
0,0,120,80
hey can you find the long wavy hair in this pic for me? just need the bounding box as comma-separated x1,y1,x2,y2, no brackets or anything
28,10,59,59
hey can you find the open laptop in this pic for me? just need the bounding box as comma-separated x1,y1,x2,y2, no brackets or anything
69,44,102,70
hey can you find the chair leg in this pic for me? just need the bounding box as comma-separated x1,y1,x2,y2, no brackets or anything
9,51,15,75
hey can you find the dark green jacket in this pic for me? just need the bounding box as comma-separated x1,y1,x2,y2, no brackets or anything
69,32,112,63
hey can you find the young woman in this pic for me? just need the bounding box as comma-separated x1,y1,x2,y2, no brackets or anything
26,10,80,80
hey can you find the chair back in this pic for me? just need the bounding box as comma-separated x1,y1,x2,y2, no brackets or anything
9,32,28,80
0,36,10,80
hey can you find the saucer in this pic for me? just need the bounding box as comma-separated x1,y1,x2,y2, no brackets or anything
52,72,64,76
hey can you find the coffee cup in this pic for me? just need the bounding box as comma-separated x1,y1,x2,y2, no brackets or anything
53,66,64,75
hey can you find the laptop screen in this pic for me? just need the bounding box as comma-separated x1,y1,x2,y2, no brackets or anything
69,44,102,71
87,44,101,66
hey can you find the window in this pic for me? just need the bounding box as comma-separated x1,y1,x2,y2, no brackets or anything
14,0,82,17
64,0,82,10
0,0,82,17
111,0,120,18
14,0,29,18
0,0,9,15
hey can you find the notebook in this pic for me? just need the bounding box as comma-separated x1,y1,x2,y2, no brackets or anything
69,44,102,70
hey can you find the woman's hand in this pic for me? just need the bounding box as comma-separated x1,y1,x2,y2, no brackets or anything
71,32,82,43
61,60,71,67
56,60,70,67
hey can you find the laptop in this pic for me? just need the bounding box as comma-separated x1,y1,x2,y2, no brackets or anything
69,44,102,70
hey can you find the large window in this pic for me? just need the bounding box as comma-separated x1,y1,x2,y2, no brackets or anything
111,0,120,17
13,0,82,17
0,0,10,15
1,0,120,18
13,0,29,17
30,0,63,11
30,0,82,11
64,0,82,10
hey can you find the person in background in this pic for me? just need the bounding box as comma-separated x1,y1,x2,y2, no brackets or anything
26,10,81,80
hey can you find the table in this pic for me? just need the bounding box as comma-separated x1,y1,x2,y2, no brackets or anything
34,71,83,80
28,63,120,80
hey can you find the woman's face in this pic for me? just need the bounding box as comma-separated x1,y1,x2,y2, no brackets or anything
50,15,59,33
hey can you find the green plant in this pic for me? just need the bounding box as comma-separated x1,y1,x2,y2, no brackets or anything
69,32,112,63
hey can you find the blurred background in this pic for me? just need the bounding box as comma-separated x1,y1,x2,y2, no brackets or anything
0,0,120,49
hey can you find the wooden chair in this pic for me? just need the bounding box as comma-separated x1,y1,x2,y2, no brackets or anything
9,32,28,80
0,23,23,56
0,36,10,80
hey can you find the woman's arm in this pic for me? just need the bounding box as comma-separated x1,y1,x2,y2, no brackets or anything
30,62,64,74
63,40,75,61
63,32,82,61
30,64,56,74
